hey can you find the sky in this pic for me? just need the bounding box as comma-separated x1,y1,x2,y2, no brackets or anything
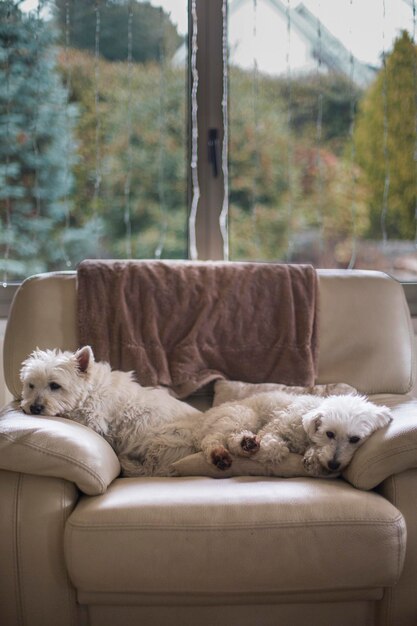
20,0,416,73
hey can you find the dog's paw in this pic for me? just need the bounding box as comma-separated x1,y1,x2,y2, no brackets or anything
210,447,233,470
302,450,336,477
302,451,323,476
240,434,260,455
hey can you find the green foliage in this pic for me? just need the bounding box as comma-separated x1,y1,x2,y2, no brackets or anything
0,0,88,280
53,0,182,64
60,57,367,265
355,31,417,239
228,67,369,262
288,73,362,147
59,48,188,259
228,69,290,259
4,4,416,278
103,63,188,258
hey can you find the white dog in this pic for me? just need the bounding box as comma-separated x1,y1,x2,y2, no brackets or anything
195,391,392,476
19,346,201,477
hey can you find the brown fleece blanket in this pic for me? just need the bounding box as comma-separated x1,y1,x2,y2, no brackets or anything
77,260,319,398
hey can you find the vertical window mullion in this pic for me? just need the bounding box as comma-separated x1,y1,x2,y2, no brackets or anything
192,0,225,260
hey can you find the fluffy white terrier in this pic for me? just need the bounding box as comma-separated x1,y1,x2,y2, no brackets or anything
196,391,392,476
20,346,201,477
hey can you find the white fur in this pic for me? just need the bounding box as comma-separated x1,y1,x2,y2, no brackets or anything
20,346,201,477
20,348,392,478
195,391,392,476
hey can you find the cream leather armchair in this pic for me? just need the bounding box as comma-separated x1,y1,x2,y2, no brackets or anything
1,269,417,626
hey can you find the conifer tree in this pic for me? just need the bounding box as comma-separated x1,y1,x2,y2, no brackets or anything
0,0,79,280
355,31,417,239
53,0,182,64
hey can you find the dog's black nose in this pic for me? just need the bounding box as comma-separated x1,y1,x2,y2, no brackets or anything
30,404,44,415
328,460,341,471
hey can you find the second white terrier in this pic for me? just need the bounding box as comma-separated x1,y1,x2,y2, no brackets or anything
196,391,393,476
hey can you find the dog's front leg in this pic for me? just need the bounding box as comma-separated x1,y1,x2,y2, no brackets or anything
200,434,233,470
254,432,290,464
302,447,334,477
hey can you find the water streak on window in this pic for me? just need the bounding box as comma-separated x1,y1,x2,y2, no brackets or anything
220,0,230,260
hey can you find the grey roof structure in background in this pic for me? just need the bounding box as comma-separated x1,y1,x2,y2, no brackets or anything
230,0,377,87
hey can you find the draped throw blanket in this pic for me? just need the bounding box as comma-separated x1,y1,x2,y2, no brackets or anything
77,260,319,398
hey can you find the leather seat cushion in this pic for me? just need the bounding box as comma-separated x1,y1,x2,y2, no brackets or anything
65,476,405,596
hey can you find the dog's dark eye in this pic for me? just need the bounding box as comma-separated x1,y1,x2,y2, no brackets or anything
349,436,360,444
326,431,335,439
28,383,35,390
49,382,61,391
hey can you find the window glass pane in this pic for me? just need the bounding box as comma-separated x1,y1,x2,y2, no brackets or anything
228,0,417,280
0,0,188,282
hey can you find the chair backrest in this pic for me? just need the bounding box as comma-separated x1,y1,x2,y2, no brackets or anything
3,268,415,399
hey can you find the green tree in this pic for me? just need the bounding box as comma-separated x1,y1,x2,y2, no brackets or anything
355,31,417,239
101,59,188,258
288,73,362,148
228,67,369,262
59,48,188,259
228,68,291,259
54,0,182,64
0,0,85,280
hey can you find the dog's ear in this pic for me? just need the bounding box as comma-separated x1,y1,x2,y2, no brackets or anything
373,405,393,428
302,410,323,438
75,346,94,373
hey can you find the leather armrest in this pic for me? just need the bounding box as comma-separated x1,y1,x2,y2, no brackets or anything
0,403,120,495
343,400,417,490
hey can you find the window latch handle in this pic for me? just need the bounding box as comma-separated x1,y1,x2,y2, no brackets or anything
208,128,219,178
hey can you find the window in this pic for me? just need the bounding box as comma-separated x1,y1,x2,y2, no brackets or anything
225,0,417,279
1,0,189,282
1,0,417,286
